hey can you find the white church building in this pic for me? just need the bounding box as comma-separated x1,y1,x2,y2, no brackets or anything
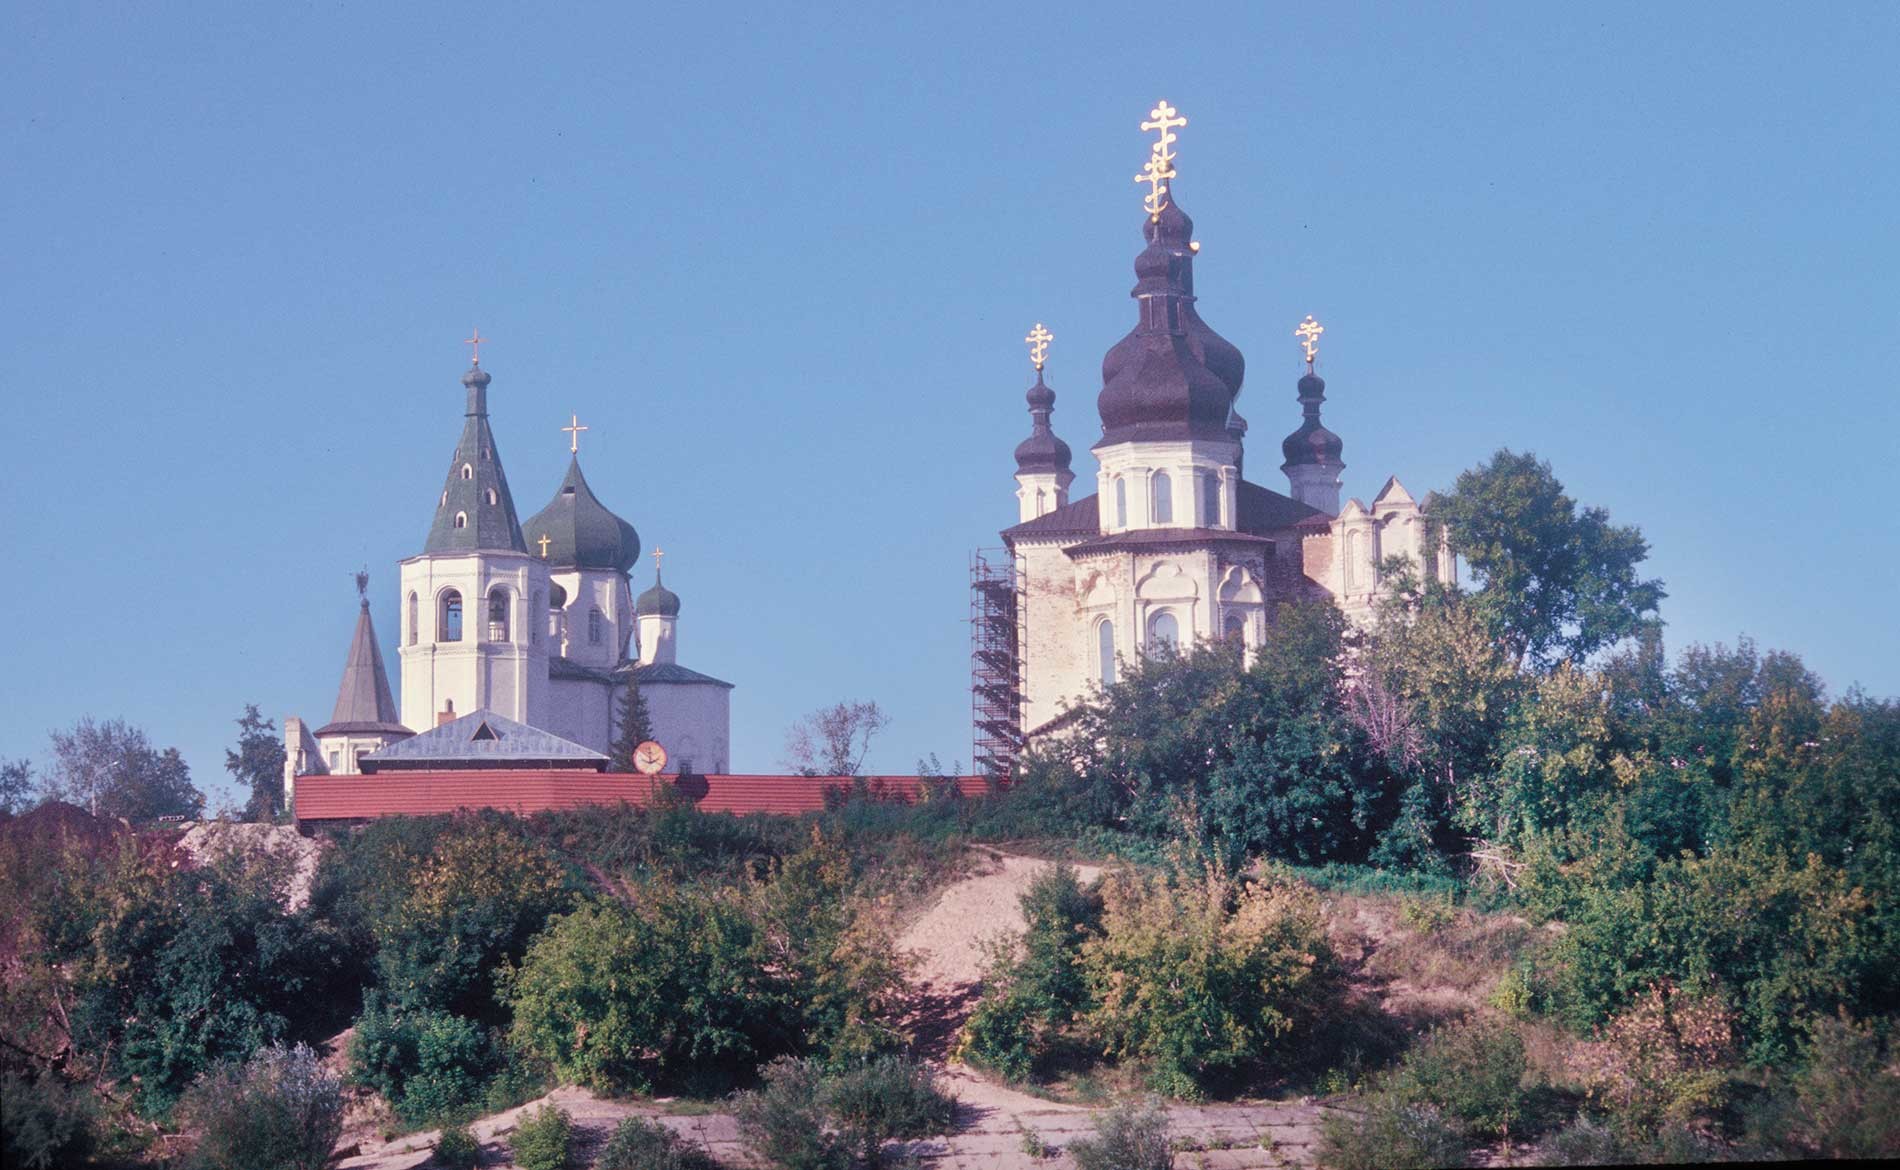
1000,107,1454,737
285,359,732,788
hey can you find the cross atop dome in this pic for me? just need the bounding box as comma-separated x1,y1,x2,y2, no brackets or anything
1295,315,1325,368
1025,323,1053,372
1135,100,1186,221
463,327,488,366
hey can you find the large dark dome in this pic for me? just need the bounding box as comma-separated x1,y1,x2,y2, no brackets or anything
1095,196,1246,448
523,457,641,573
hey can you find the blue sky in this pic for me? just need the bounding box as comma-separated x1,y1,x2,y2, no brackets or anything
3,2,1896,809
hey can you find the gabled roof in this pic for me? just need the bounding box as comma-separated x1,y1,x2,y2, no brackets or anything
1371,476,1416,508
1002,493,1102,542
1236,480,1326,533
620,661,735,688
359,709,606,772
314,600,410,738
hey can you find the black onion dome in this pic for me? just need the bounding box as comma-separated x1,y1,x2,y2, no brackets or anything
1014,371,1073,474
635,574,680,617
1280,372,1344,468
523,456,641,572
1096,192,1247,447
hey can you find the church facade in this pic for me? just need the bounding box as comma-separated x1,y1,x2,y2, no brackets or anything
285,359,731,790
1000,105,1453,736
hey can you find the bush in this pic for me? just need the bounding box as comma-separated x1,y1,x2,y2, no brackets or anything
507,892,774,1094
1080,863,1338,1097
348,1001,499,1125
1387,1020,1528,1138
823,1056,958,1165
1743,1014,1900,1160
184,1043,344,1170
1,1070,98,1170
1067,1100,1173,1170
598,1116,720,1170
958,863,1102,1082
1318,1096,1469,1170
508,1104,571,1170
733,1055,956,1169
1579,982,1736,1134
432,1124,481,1169
732,1058,847,1170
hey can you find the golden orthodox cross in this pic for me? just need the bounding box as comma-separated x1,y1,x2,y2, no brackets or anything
464,328,487,365
1295,315,1325,367
1025,323,1053,372
562,412,589,453
537,533,552,558
1136,100,1186,220
653,547,665,575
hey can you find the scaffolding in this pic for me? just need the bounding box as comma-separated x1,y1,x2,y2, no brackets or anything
970,549,1025,781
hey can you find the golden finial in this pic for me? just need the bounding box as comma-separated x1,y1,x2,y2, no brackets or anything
1135,100,1187,221
1295,315,1325,367
562,412,589,454
463,328,487,365
1024,323,1053,372
652,547,665,576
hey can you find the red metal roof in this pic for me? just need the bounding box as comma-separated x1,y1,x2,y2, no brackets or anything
292,771,995,823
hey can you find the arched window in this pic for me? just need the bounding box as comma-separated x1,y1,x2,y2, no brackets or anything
588,608,604,645
1097,619,1117,687
1114,478,1128,527
485,487,498,506
1223,613,1245,643
1148,610,1179,655
460,463,473,480
487,587,510,642
407,592,418,645
1345,530,1363,590
439,590,463,642
1152,471,1173,524
453,511,468,529
531,590,543,644
440,490,447,507
1203,474,1221,527
548,584,567,640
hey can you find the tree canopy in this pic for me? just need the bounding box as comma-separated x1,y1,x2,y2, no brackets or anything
43,717,203,822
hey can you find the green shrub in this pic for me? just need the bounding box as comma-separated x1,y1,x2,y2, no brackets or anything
183,1042,344,1170
732,1058,848,1170
822,1055,958,1165
1067,1100,1172,1170
1387,1020,1528,1138
1317,1096,1468,1170
1,1071,98,1170
958,864,1103,1082
733,1055,955,1169
597,1116,719,1170
1742,1014,1900,1160
508,1105,571,1170
506,892,773,1094
431,1124,481,1169
958,988,1037,1082
348,1001,499,1125
1080,865,1338,1097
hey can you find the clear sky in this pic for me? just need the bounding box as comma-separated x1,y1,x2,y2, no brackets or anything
3,2,1896,809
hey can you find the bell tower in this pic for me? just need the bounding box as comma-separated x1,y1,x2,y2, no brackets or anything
396,340,550,730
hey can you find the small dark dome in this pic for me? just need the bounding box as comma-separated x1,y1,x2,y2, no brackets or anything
523,457,641,572
1281,373,1344,467
1014,370,1072,475
462,365,492,390
636,578,680,617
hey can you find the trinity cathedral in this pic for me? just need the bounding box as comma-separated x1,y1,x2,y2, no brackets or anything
998,102,1455,740
283,356,733,792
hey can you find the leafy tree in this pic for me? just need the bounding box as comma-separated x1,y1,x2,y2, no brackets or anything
959,863,1102,1080
608,680,656,773
783,701,889,776
43,717,203,821
0,758,32,815
1429,449,1664,670
226,704,287,822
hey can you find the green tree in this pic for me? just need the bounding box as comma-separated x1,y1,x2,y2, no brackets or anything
0,758,31,815
608,680,656,773
227,704,288,822
782,701,889,776
1430,449,1664,670
44,717,204,821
